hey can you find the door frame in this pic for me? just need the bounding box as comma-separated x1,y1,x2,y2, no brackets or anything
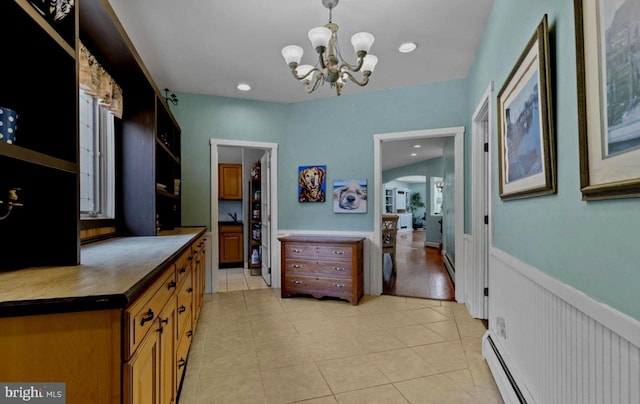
373,127,465,298
210,139,279,293
470,82,493,318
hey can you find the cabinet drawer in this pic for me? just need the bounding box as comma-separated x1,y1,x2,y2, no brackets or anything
284,275,352,296
283,259,352,278
176,330,191,389
177,271,193,341
125,267,177,359
284,243,353,261
175,248,193,286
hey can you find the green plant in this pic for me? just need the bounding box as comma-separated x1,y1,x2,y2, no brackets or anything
410,192,425,212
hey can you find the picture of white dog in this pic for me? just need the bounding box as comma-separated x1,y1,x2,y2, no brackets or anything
333,179,367,213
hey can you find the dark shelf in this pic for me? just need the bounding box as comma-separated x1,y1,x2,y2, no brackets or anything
156,189,180,200
156,138,180,164
0,143,77,173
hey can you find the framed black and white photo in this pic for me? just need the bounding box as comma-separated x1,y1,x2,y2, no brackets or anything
497,14,556,200
575,0,640,200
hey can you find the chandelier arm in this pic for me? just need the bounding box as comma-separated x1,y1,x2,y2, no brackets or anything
342,71,371,87
309,74,324,93
291,67,320,81
338,55,365,72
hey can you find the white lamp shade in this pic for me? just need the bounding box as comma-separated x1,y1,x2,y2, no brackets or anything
296,64,315,82
282,45,303,65
361,54,378,73
308,27,332,50
351,32,374,53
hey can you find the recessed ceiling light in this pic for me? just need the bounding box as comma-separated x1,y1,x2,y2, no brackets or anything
399,42,418,53
413,144,421,148
237,83,251,91
410,153,417,157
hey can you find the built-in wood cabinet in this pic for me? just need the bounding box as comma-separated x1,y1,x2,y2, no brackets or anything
279,235,365,305
0,0,79,269
0,230,206,404
219,223,244,266
218,163,243,200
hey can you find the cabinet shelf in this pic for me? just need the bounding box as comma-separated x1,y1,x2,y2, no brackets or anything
156,189,180,200
155,137,180,164
16,0,76,55
0,142,77,173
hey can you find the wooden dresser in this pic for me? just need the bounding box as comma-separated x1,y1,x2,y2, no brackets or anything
279,235,365,305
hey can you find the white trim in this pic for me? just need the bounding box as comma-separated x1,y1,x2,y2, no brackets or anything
491,246,640,347
469,82,493,319
210,139,280,292
373,127,465,298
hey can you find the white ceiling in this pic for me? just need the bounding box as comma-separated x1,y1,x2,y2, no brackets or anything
381,137,447,171
106,0,492,168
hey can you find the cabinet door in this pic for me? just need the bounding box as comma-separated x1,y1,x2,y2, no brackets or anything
124,322,161,404
218,164,242,200
220,232,243,263
159,302,176,404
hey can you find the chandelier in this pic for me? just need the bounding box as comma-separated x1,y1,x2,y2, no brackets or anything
281,0,378,96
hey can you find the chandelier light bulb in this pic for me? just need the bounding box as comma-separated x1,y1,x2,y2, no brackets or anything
282,45,304,67
361,54,378,73
308,27,332,51
351,32,374,54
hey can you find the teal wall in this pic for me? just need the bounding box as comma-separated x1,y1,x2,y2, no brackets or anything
466,0,640,320
173,80,467,232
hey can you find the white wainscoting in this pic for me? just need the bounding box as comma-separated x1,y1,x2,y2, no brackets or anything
483,247,640,404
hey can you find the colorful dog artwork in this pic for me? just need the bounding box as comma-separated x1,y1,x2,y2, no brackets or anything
333,179,367,213
298,165,327,202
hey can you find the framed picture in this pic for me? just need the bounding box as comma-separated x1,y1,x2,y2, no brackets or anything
497,14,556,200
298,165,326,202
575,0,640,200
333,179,367,213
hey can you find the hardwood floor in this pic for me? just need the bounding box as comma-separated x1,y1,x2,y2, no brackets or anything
383,230,455,301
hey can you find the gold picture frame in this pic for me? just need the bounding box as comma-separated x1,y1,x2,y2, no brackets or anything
497,15,555,200
575,0,640,200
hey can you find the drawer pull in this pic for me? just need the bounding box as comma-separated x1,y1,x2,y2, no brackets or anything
178,358,186,368
188,256,194,261
292,248,302,253
167,280,177,289
292,264,303,269
187,287,194,293
187,330,193,337
156,326,164,334
178,305,187,314
333,283,345,288
196,260,201,264
333,267,346,272
179,267,187,274
292,280,302,285
140,309,154,326
333,250,345,255
161,318,169,325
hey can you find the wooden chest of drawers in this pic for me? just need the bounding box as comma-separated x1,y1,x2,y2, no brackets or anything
279,235,365,305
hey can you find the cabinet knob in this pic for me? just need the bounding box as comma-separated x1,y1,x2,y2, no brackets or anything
140,309,154,326
161,318,169,324
333,283,345,288
292,264,303,269
187,287,193,293
167,280,177,289
156,326,164,334
292,248,301,253
180,267,186,274
178,305,186,313
332,250,345,255
292,280,302,285
333,267,346,272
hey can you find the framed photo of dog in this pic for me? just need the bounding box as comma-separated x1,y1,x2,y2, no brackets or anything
333,179,367,213
298,165,327,202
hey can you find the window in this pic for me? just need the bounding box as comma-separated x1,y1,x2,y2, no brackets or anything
79,89,115,219
430,176,443,216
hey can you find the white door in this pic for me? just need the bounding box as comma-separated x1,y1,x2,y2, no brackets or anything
260,152,271,285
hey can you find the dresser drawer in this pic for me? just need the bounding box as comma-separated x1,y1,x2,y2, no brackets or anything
285,275,352,295
283,259,352,278
125,266,177,359
284,243,353,261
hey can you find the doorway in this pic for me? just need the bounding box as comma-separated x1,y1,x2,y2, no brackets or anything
373,127,465,299
210,139,279,293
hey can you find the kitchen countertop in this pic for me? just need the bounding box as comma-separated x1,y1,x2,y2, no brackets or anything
0,227,206,317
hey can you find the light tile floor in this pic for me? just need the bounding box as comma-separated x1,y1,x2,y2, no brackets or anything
179,289,504,404
218,267,270,292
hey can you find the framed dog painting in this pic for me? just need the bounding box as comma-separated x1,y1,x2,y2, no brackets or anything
298,165,327,202
333,179,367,213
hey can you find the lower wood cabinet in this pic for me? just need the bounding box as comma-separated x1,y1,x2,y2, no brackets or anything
279,235,365,305
219,223,243,265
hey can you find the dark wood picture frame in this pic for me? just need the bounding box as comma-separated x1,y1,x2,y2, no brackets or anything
575,0,640,200
497,14,556,200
